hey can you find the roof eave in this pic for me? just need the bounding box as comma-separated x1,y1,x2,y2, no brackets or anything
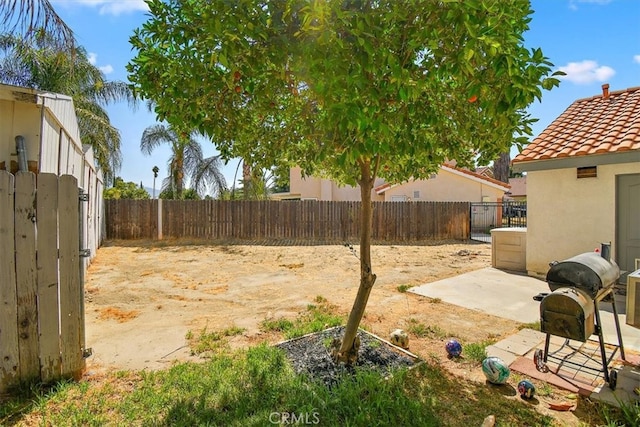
512,150,640,172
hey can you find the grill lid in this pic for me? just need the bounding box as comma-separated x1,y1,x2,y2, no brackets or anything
546,252,619,297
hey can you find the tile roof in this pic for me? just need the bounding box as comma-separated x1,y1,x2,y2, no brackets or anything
506,177,526,197
513,85,640,163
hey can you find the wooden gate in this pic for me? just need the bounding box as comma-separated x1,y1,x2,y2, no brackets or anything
0,171,86,392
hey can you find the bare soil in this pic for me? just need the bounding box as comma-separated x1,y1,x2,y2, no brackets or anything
83,240,594,426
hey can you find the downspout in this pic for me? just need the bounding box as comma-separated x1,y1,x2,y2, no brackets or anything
15,136,28,172
39,95,45,173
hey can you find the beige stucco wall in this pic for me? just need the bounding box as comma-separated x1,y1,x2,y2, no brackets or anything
289,167,384,201
525,162,640,277
383,168,505,202
290,166,506,202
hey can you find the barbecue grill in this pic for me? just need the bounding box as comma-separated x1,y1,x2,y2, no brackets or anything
534,248,626,389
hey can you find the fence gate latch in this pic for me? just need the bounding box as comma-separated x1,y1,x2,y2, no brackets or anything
80,249,91,258
78,189,89,202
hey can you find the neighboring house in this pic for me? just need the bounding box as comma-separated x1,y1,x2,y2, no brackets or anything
0,83,104,266
505,176,526,201
512,84,640,282
286,163,509,203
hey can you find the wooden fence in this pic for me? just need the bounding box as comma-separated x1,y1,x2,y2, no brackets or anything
0,171,85,392
105,199,470,242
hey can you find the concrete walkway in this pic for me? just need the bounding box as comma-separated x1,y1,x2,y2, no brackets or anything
409,267,640,404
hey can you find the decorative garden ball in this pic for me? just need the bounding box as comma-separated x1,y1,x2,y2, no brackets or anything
481,357,510,384
445,339,462,357
517,380,536,399
389,329,409,349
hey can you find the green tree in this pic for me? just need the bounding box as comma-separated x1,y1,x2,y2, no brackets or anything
129,0,562,363
140,124,227,200
103,177,150,200
0,33,136,181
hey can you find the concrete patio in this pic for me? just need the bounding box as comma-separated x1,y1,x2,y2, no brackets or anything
409,267,640,405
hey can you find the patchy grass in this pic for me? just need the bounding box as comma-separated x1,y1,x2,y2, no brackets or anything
259,295,344,340
463,340,495,364
396,284,412,293
0,303,622,427
517,320,541,331
0,346,566,427
187,325,246,356
405,318,448,339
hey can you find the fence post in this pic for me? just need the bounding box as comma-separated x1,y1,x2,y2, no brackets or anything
0,171,19,392
157,198,163,240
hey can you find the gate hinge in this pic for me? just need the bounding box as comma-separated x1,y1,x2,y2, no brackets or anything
80,249,91,258
79,189,89,202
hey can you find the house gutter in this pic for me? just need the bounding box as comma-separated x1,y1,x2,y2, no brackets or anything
512,151,640,173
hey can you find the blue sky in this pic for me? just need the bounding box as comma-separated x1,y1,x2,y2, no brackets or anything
49,0,640,194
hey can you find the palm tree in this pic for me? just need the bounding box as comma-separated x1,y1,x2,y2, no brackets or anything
0,0,75,48
0,33,136,181
140,124,227,199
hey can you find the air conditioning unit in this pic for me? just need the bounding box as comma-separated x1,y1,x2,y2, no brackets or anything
627,269,640,329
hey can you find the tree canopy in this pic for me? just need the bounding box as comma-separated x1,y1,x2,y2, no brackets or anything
129,0,560,185
103,177,150,200
128,0,561,362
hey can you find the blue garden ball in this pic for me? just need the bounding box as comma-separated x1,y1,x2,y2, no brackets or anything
445,339,462,357
517,380,536,399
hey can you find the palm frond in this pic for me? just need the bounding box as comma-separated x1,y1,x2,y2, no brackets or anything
140,124,178,155
191,156,227,198
0,0,75,49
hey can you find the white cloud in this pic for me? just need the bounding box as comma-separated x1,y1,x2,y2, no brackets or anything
634,55,640,64
569,0,613,10
87,52,113,74
99,64,114,74
558,60,616,84
52,0,149,16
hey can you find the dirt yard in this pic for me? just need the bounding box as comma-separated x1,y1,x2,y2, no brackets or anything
84,240,514,371
83,240,593,425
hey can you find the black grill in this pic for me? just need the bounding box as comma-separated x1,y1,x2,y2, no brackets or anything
546,252,619,299
534,248,626,389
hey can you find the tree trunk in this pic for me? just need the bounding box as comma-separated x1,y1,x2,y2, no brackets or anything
333,160,377,365
493,152,511,184
242,160,252,200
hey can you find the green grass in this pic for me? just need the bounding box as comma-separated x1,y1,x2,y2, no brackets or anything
463,340,495,364
187,325,246,356
259,295,344,339
517,320,541,331
405,318,448,339
396,284,411,293
0,301,622,427
599,396,640,427
1,345,563,427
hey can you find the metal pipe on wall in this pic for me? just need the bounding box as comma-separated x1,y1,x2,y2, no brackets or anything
15,135,28,172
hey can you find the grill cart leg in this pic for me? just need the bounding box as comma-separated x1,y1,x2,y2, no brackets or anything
608,292,626,361
593,300,610,384
543,333,551,363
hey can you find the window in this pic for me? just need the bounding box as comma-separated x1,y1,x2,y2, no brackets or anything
413,190,420,199
577,166,597,178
